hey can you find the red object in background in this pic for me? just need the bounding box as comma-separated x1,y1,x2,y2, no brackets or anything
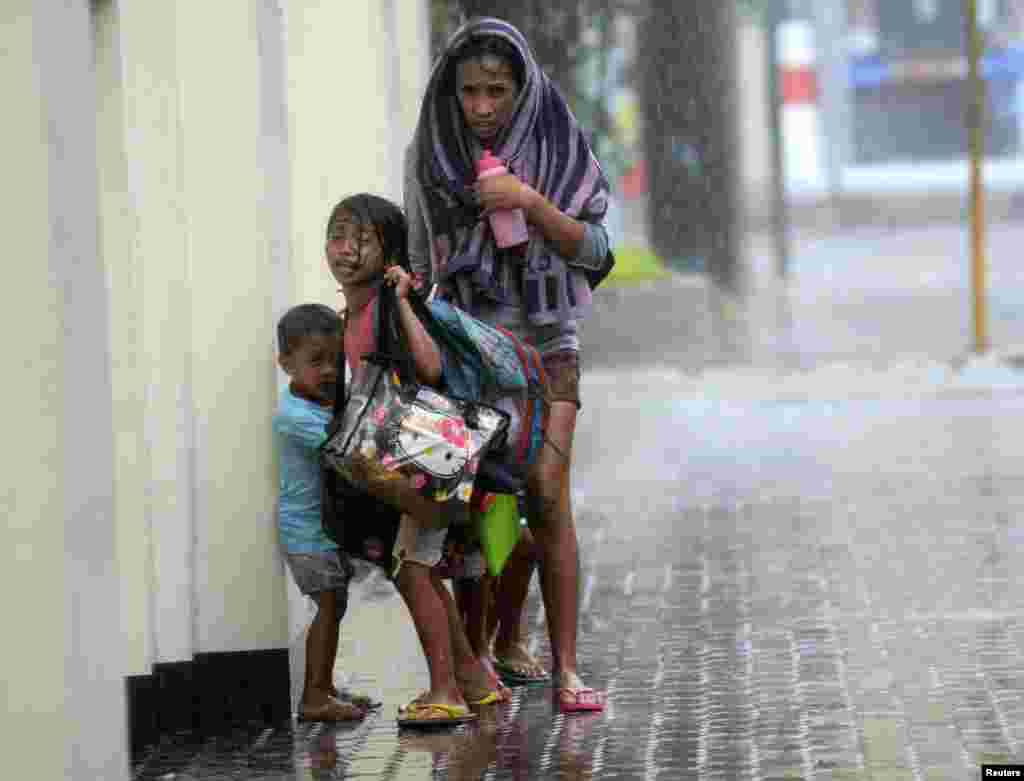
780,68,818,104
619,159,647,200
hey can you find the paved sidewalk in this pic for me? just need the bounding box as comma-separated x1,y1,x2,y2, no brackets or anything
132,223,1024,780
571,366,1024,781
585,221,1024,376
134,380,1024,781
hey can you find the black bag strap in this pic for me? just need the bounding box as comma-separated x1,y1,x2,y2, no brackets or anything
584,248,616,290
376,282,418,388
332,311,348,420
332,282,421,422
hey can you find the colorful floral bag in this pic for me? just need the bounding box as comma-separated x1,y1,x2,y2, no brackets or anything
423,297,546,468
321,286,509,527
403,292,547,495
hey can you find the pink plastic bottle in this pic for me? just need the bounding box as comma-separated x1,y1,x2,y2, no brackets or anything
476,149,529,249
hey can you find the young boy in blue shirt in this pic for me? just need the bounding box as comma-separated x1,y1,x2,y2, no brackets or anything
275,303,379,722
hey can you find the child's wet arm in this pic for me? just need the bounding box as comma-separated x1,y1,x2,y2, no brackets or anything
397,296,442,386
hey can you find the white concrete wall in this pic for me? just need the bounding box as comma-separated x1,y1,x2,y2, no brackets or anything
104,0,432,669
2,0,429,766
96,0,156,679
2,1,129,778
283,0,429,311
395,0,432,173
116,0,198,669
176,0,288,656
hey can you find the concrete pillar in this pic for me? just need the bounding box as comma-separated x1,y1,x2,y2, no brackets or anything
257,0,296,335
736,13,775,226
1,1,129,777
3,0,432,765
395,0,432,160
174,0,288,655
95,0,155,679
117,0,195,667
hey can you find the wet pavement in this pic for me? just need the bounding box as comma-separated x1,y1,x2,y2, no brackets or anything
134,224,1024,780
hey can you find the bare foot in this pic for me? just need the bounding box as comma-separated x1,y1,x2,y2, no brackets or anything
399,687,466,714
455,659,502,706
554,670,605,713
397,690,431,715
478,657,513,702
493,642,547,677
330,686,380,710
299,696,366,722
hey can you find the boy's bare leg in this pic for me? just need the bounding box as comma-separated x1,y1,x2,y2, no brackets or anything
323,587,343,690
317,586,376,706
526,400,589,697
396,561,465,708
302,591,363,720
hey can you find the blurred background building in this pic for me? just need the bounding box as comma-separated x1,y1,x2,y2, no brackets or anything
776,0,1024,208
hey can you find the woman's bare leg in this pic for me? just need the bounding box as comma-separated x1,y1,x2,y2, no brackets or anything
525,400,581,682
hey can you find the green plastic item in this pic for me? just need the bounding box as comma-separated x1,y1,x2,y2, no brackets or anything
478,493,521,577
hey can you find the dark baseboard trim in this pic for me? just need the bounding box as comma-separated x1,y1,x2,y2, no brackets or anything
126,648,290,759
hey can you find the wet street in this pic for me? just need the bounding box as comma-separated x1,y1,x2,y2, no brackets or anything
133,225,1024,780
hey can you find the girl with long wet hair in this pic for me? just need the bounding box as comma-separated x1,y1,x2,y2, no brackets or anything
326,193,508,726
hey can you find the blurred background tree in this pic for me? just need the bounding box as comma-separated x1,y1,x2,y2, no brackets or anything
638,1,742,287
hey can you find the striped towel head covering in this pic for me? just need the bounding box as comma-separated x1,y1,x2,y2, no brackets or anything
412,16,610,326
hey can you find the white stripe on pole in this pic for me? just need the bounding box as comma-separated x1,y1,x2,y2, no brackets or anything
777,19,826,194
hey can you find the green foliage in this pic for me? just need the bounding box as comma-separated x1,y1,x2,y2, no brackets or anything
606,245,671,286
736,0,767,22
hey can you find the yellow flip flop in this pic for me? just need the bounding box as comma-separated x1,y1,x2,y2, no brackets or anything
396,702,478,728
466,689,502,707
398,691,430,714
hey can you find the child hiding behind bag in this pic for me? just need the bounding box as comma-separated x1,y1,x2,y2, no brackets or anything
274,303,381,721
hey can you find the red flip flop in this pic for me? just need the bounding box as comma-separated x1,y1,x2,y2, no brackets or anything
556,686,605,713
